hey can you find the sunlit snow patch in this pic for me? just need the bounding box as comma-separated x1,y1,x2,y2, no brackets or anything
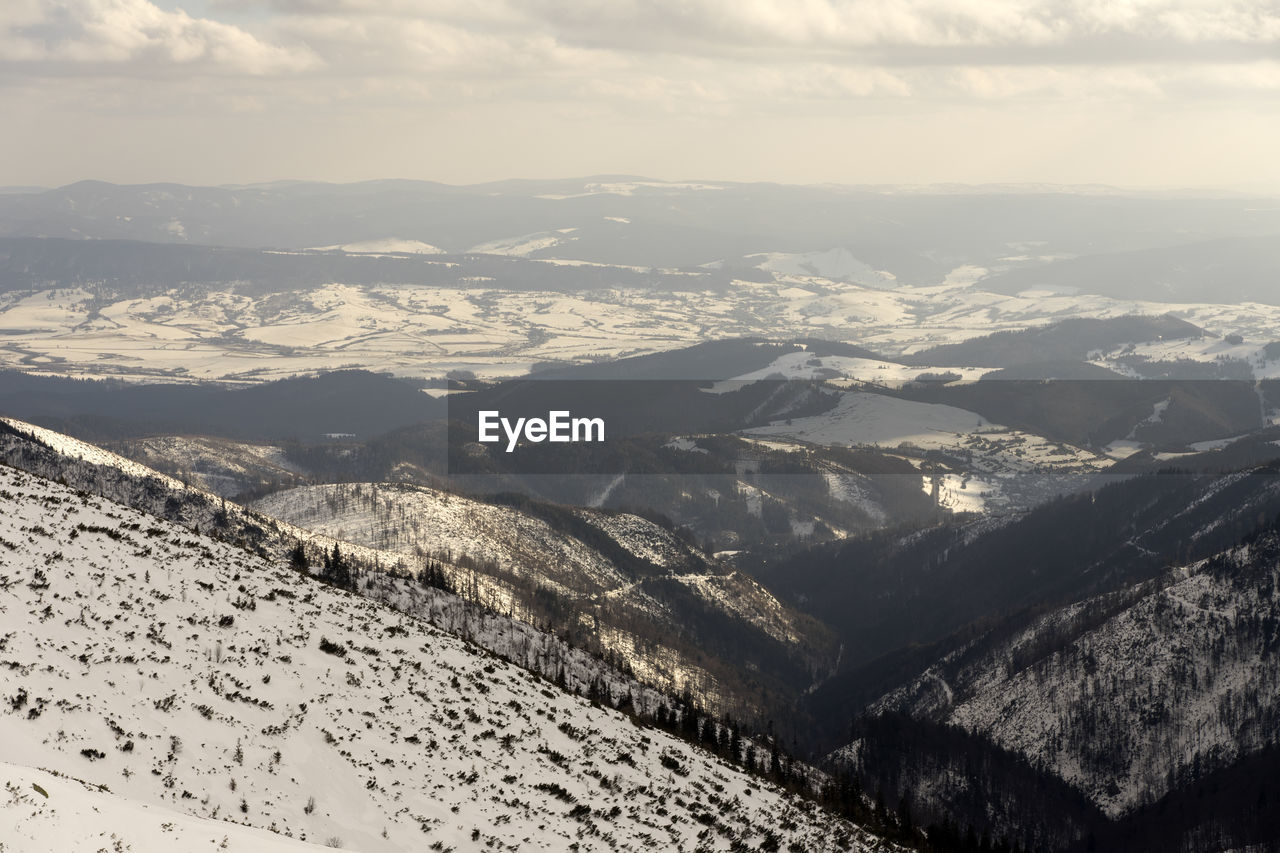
310,238,445,255
469,230,578,256
749,249,896,287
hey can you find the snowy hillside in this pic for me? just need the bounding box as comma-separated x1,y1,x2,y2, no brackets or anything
2,762,331,853
0,463,896,853
0,417,390,576
0,418,834,727
254,482,693,598
253,482,834,714
866,530,1280,818
0,416,187,491
0,418,730,733
104,434,310,498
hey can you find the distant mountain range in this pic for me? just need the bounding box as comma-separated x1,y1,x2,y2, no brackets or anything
3,179,1278,295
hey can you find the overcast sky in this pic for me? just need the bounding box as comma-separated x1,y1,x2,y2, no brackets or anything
3,0,1279,190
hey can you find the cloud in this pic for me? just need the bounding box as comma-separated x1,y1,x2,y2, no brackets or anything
5,0,1280,108
221,0,1280,55
178,0,1280,107
4,0,1278,189
502,0,1280,72
0,0,318,74
275,12,599,78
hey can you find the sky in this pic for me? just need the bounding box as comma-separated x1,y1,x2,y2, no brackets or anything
2,0,1280,190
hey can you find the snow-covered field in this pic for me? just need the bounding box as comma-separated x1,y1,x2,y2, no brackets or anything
1092,325,1280,379
308,238,445,255
749,392,989,449
728,350,989,386
0,463,896,853
3,269,1277,384
746,392,1108,512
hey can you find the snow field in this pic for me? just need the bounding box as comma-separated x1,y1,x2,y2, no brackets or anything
1,762,331,853
4,272,1277,385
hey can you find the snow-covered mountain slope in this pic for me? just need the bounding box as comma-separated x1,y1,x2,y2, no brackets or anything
104,434,310,499
1,418,731,732
865,527,1280,818
254,482,697,597
0,418,834,725
462,431,936,548
1,416,187,491
2,762,331,853
0,463,896,853
0,417,383,574
253,482,836,714
1097,330,1280,381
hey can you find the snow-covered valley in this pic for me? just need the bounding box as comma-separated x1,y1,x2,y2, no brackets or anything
4,272,1279,385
